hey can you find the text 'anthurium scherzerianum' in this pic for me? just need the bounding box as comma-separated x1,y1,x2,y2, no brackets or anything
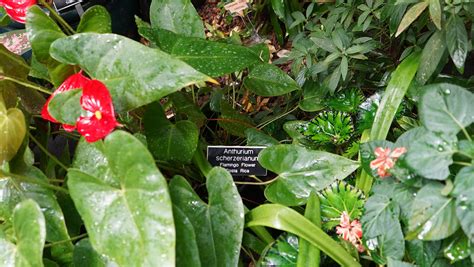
42,72,120,143
0,0,36,23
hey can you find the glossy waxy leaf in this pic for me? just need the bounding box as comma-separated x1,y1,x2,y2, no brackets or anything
404,128,457,180
416,31,446,85
246,204,361,267
361,194,405,264
452,167,474,243
169,168,244,267
297,194,321,267
26,6,66,64
407,183,460,241
244,64,300,96
245,128,279,147
50,33,210,112
173,207,200,267
446,15,468,73
77,6,112,33
428,0,441,29
0,100,26,164
419,83,474,135
67,131,175,266
283,121,318,150
138,26,264,77
259,233,299,266
259,144,359,206
443,231,471,263
144,103,198,163
406,240,441,267
149,0,205,38
0,199,46,267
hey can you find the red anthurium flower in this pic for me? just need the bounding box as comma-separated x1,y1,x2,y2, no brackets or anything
41,72,90,131
336,212,364,252
77,80,119,143
369,147,407,178
1,0,37,24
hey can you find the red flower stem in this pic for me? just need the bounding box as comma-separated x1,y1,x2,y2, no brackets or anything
38,0,75,35
1,75,52,95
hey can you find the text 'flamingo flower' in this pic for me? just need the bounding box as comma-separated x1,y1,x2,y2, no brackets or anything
370,147,407,178
0,0,37,23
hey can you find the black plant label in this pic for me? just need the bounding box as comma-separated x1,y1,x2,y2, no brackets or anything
207,146,267,176
53,0,82,12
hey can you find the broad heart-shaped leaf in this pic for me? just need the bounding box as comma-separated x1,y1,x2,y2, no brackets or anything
144,103,198,163
245,128,279,147
0,199,46,267
48,89,82,125
361,194,405,264
407,183,460,241
77,5,112,33
50,33,210,112
218,101,255,137
452,166,474,243
419,83,474,135
416,31,447,85
446,15,469,73
149,0,205,38
137,26,264,77
259,144,359,206
0,101,26,164
77,6,112,33
67,131,175,266
406,239,441,267
169,168,245,267
169,92,206,128
405,128,458,180
244,63,300,96
2,161,74,265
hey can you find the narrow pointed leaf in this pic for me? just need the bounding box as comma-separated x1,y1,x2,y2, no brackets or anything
428,0,442,29
446,15,468,73
416,31,446,85
395,2,428,37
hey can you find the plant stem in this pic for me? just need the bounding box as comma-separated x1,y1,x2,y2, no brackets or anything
0,170,68,194
257,105,299,129
28,132,69,171
44,233,88,248
38,0,75,35
234,176,278,185
1,75,52,95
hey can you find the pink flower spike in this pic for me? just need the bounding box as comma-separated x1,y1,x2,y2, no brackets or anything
76,80,119,142
369,146,407,178
336,212,364,252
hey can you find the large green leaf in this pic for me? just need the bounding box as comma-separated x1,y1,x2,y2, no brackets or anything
218,101,255,137
138,26,264,77
173,206,200,267
406,240,441,267
245,128,279,147
297,193,320,267
169,92,206,127
67,131,175,266
149,0,205,38
0,100,26,164
50,33,210,112
362,194,405,264
419,83,474,135
416,31,447,85
446,15,469,73
404,128,457,180
428,0,442,29
76,6,112,33
169,168,244,267
144,103,198,163
0,199,46,267
26,6,66,64
452,166,474,243
370,51,420,141
246,204,361,267
259,233,299,266
2,161,74,265
244,63,300,96
259,144,359,206
407,183,460,241
443,231,471,263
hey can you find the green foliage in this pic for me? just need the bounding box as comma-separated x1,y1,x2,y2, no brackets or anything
301,111,354,145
